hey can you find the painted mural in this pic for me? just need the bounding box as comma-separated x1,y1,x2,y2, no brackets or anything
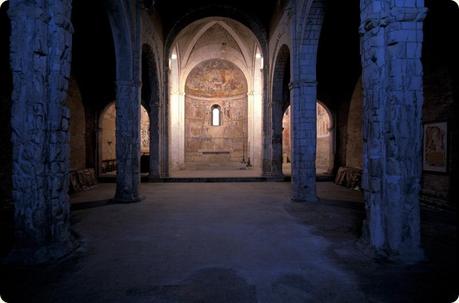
185,59,247,98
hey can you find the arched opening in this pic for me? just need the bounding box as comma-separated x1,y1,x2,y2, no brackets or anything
271,44,290,177
211,105,222,126
71,0,116,182
345,78,363,172
282,103,334,176
98,103,150,177
168,17,264,176
67,78,87,172
142,44,161,179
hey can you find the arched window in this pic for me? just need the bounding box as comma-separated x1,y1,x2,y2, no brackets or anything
211,105,222,126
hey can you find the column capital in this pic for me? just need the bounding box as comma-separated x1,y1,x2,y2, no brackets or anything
289,80,317,91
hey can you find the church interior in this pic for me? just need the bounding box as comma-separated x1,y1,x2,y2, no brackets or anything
0,0,458,302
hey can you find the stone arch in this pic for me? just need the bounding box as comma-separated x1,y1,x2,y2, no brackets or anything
281,101,334,176
269,44,291,177
164,5,268,58
98,102,150,176
315,101,334,174
170,17,263,93
105,0,133,80
296,0,326,82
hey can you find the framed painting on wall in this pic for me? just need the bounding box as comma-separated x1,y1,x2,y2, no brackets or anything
423,122,448,173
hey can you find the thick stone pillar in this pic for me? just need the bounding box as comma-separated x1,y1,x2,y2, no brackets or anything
8,0,75,263
271,99,284,176
290,81,318,202
360,0,426,261
149,101,160,179
160,90,169,177
262,100,274,177
115,81,142,203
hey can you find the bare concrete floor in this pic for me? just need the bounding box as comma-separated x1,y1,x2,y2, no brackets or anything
0,183,457,303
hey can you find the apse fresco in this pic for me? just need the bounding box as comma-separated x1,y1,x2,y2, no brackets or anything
185,59,247,98
184,59,248,169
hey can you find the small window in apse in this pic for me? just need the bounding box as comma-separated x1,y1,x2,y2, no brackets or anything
211,105,222,126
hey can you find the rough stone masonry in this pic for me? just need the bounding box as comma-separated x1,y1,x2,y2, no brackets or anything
8,0,75,263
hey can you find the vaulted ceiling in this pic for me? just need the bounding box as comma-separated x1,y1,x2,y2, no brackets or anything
153,0,281,38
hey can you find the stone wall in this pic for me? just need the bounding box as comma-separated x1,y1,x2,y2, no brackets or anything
421,66,455,205
67,78,86,170
345,78,363,169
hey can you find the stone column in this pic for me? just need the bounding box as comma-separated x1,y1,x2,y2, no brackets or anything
360,0,426,261
8,0,75,263
149,101,160,179
290,80,318,202
115,81,142,203
262,99,274,177
160,88,169,177
271,99,284,177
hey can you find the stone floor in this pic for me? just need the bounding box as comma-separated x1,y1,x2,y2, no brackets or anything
170,169,263,178
100,167,331,179
0,183,457,303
